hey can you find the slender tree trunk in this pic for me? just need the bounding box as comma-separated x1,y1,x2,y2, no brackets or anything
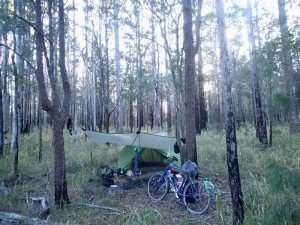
12,54,19,177
150,0,161,133
2,35,10,134
277,0,300,134
247,0,268,146
135,1,143,131
216,0,244,224
114,0,123,133
0,73,3,157
0,35,3,157
38,94,42,161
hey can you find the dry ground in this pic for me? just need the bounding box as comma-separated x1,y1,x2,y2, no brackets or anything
0,165,229,225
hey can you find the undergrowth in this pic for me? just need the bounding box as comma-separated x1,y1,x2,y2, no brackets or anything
0,124,299,224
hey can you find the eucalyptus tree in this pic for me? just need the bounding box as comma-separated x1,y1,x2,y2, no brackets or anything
216,0,244,223
195,0,207,134
83,0,92,131
35,0,71,206
114,0,123,133
277,0,300,134
103,1,115,133
0,0,12,156
158,0,185,138
247,0,268,145
160,0,172,131
133,0,144,131
181,0,201,164
66,0,79,139
150,0,162,132
11,0,24,176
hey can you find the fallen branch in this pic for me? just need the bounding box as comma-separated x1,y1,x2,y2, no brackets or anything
0,212,71,225
71,203,123,213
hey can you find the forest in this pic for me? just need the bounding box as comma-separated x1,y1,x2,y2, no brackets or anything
0,0,299,224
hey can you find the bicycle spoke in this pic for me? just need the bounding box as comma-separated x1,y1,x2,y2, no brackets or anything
183,180,212,214
147,173,169,201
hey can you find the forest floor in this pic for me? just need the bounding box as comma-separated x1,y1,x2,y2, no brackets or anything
0,164,228,225
1,125,299,224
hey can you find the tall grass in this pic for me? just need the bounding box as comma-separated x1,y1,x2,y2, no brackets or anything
0,125,299,224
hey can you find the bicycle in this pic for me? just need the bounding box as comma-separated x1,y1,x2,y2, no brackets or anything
147,156,214,215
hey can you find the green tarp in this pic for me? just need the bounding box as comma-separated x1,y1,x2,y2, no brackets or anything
85,131,181,170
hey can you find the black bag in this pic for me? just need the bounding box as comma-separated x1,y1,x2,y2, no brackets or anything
101,176,114,187
97,166,114,178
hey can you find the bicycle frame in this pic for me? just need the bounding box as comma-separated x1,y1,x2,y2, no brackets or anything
147,156,213,214
160,163,190,199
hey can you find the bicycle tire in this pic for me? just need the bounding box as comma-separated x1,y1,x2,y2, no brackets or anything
183,180,212,214
147,173,169,202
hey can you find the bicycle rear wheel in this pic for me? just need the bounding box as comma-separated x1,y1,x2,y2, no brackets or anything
183,180,211,214
147,173,169,201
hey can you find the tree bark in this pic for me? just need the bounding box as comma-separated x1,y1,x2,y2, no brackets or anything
114,0,123,133
35,0,71,207
150,0,161,133
277,0,300,134
247,0,268,146
182,0,198,164
216,0,244,224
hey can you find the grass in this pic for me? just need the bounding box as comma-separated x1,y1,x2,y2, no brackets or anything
0,124,299,224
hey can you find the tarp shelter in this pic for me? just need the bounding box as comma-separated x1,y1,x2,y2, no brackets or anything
85,131,181,171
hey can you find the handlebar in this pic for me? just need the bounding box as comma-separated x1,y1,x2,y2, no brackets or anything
168,156,178,162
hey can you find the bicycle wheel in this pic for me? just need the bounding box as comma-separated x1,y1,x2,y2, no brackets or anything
183,180,212,214
147,173,169,201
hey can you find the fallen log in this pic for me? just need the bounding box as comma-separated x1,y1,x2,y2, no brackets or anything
0,212,71,225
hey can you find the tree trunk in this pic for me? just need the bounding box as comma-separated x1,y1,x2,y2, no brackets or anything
52,116,70,205
216,0,244,223
135,1,143,131
35,0,71,207
0,77,3,157
182,0,197,164
197,43,207,132
161,0,172,132
38,94,42,161
277,0,300,134
247,0,268,146
12,54,19,177
114,0,123,133
150,0,161,133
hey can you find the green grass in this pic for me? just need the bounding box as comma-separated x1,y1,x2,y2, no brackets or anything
0,125,299,224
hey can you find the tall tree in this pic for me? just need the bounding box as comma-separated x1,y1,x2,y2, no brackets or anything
134,0,143,131
11,0,22,177
195,0,207,134
181,0,201,164
247,0,268,146
150,0,161,132
161,0,172,132
216,0,244,223
114,0,123,133
277,0,300,134
35,0,71,206
0,67,3,157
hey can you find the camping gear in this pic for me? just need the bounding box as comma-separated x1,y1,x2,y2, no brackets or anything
97,165,115,187
85,131,182,171
118,145,181,171
181,160,199,177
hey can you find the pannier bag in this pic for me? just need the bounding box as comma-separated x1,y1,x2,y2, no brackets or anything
181,160,199,177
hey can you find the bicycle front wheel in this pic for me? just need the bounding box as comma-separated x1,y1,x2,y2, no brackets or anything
183,180,212,214
147,173,169,202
